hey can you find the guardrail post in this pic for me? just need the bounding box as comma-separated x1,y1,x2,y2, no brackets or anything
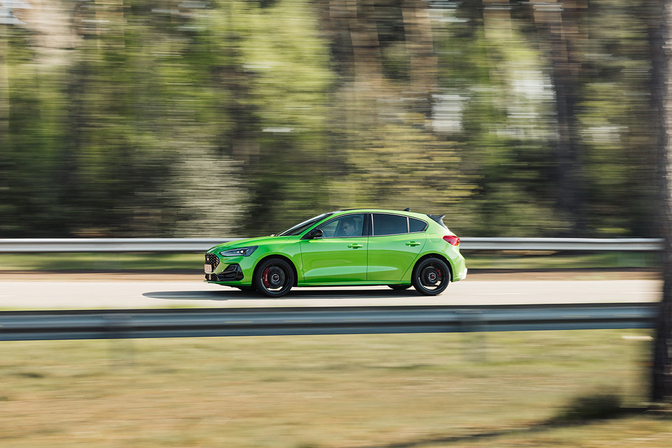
457,311,488,363
104,314,135,367
621,334,653,406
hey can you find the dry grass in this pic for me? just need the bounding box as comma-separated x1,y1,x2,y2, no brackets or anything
0,330,668,447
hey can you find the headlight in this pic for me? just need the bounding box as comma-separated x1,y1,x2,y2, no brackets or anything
219,246,258,257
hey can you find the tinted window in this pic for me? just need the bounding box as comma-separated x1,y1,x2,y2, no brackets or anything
409,218,427,233
373,214,408,236
279,213,333,236
317,214,365,238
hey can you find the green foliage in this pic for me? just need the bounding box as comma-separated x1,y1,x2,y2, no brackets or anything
0,0,662,237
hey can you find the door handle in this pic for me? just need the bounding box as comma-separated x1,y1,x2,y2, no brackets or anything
406,241,421,247
348,244,364,249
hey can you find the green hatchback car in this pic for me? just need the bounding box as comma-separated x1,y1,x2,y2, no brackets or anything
204,209,467,297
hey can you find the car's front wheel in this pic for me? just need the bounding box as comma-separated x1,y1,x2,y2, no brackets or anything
254,258,295,298
412,257,451,296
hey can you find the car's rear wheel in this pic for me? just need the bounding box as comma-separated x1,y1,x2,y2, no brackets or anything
388,285,411,291
412,257,450,296
254,258,294,298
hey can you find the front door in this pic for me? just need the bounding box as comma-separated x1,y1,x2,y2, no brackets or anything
300,214,368,284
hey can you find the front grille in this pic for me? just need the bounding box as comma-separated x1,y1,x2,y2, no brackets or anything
205,253,220,269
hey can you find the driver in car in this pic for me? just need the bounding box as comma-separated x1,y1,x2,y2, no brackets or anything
340,217,359,237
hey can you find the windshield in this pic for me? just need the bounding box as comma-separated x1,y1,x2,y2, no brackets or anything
278,213,333,236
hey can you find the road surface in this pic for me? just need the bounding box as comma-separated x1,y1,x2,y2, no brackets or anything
0,274,661,309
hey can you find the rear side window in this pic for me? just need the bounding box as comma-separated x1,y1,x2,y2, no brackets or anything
373,214,408,236
409,218,427,233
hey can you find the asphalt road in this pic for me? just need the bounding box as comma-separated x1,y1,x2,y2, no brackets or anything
0,277,661,309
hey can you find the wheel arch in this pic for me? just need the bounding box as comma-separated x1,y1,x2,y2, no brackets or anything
413,253,454,281
253,254,299,286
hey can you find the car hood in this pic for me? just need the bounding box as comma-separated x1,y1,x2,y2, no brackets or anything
207,235,292,253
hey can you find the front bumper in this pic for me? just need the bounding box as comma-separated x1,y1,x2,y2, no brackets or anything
205,263,244,282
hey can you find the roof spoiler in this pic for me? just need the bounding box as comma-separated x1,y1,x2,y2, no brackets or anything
426,214,448,229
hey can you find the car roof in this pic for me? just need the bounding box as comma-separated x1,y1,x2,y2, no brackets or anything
329,209,433,220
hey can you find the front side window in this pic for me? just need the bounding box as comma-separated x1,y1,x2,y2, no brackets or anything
279,213,333,236
373,214,408,236
317,214,365,238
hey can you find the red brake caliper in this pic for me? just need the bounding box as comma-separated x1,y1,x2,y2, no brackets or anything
262,267,271,288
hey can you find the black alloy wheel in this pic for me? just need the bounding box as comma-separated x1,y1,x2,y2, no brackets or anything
254,258,295,298
412,257,451,296
388,285,411,291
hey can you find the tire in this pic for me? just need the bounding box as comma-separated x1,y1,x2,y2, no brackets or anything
411,257,451,296
254,258,295,298
388,285,411,291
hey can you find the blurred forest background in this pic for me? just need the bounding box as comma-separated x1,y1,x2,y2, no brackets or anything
0,0,662,238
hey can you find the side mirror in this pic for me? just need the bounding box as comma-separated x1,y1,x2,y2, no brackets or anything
304,228,323,239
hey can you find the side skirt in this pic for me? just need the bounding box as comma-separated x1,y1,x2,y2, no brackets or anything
296,281,412,287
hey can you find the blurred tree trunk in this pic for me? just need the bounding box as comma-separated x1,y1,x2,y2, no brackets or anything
532,0,587,235
649,0,672,404
56,1,95,235
481,0,512,112
350,0,383,87
483,0,513,39
318,0,383,85
0,23,10,237
402,0,436,117
0,24,8,140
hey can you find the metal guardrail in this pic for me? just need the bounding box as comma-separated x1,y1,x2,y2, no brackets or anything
0,304,657,341
0,238,240,253
0,237,664,253
461,237,664,251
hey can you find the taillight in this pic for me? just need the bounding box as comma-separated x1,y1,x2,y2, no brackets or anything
443,235,460,246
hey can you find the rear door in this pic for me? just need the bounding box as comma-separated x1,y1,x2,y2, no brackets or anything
367,214,427,282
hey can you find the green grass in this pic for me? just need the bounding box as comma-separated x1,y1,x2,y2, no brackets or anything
0,251,661,272
462,251,660,270
0,253,203,272
0,330,668,447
